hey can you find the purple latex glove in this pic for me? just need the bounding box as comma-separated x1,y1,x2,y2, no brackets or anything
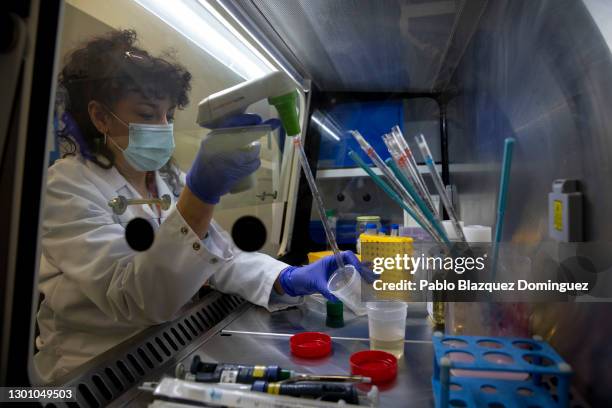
186,114,278,204
279,251,375,302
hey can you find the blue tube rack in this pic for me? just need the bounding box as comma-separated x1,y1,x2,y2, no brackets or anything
432,333,572,408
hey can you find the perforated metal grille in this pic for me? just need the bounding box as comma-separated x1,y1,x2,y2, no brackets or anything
47,293,245,408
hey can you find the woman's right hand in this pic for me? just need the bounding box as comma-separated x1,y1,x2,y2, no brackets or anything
180,113,279,237
186,139,261,204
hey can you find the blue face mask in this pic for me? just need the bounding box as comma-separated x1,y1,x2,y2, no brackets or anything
106,109,175,171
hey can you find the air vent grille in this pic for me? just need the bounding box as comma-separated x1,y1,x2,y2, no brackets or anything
49,293,245,407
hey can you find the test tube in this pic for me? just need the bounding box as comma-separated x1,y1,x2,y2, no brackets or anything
414,134,466,243
293,136,344,269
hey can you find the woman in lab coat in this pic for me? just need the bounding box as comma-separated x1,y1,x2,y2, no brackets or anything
35,30,364,383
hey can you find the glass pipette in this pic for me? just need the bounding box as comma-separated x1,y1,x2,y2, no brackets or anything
382,153,449,245
415,134,467,242
491,137,516,280
293,136,344,269
383,133,435,212
390,126,439,217
350,131,446,245
349,150,448,248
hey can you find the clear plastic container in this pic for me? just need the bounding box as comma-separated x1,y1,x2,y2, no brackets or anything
366,301,407,358
327,265,367,316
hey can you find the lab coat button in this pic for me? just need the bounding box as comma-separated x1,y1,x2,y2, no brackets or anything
210,257,218,264
180,226,188,235
192,242,201,251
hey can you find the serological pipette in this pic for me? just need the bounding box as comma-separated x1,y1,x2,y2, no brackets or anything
414,134,466,242
383,133,437,216
293,136,344,269
390,126,439,217
350,131,447,245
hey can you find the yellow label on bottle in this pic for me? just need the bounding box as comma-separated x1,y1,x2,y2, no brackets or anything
554,200,563,231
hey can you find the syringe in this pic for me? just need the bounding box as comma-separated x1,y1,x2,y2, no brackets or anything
293,136,345,269
414,134,466,242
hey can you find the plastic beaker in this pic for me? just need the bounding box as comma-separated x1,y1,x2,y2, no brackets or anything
366,301,407,358
327,265,367,316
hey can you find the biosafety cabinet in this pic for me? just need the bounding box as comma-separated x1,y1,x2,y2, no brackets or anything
2,1,612,407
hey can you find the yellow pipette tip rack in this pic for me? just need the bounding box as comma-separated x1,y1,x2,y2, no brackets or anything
360,234,414,301
359,234,414,260
307,251,362,264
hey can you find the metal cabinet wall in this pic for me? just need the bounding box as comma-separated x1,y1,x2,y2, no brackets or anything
446,1,612,405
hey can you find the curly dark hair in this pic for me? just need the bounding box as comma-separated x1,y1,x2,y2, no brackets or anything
57,29,192,172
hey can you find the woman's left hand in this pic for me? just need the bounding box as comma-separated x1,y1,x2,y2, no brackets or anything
277,251,374,301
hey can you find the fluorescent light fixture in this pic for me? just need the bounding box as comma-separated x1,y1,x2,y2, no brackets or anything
197,1,276,70
312,114,341,142
206,0,304,89
133,0,275,80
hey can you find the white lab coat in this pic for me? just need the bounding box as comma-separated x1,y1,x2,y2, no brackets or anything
34,155,297,383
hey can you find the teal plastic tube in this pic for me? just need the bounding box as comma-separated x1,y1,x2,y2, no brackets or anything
349,150,447,246
491,137,516,280
386,158,450,245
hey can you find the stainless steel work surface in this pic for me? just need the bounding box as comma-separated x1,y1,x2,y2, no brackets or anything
189,331,434,407
223,302,435,341
121,303,436,407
